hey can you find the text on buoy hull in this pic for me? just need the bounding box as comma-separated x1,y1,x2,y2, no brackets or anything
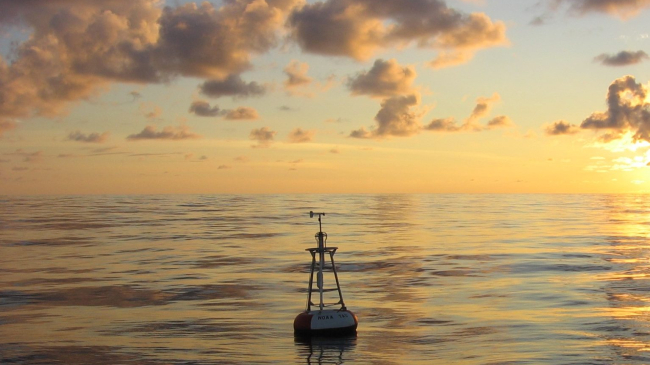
294,309,358,336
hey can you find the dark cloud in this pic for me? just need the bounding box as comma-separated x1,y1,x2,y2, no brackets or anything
287,0,507,66
545,120,580,135
224,107,259,120
189,101,222,117
126,125,200,140
348,59,416,98
580,75,650,142
288,128,315,143
249,127,276,147
0,0,297,119
200,74,266,99
594,51,649,67
66,130,110,143
0,120,17,137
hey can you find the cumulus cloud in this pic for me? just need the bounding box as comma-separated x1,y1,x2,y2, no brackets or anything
351,94,424,139
200,74,266,99
288,128,315,143
545,120,580,135
127,125,200,140
249,126,276,147
224,107,259,120
287,0,508,66
348,59,416,98
594,51,649,67
580,75,650,142
66,130,110,143
0,0,298,119
189,100,222,117
0,120,17,137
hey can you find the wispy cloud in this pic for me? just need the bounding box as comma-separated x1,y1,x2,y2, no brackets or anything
127,125,201,141
66,130,110,143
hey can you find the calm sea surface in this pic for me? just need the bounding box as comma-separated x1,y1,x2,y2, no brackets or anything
2,194,650,364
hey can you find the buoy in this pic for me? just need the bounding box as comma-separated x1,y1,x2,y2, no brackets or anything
294,212,358,337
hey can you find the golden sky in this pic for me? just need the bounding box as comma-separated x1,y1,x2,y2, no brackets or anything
1,0,650,194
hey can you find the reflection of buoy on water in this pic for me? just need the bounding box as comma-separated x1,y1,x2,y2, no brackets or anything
294,211,358,337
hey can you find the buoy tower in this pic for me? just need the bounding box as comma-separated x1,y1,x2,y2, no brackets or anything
294,212,358,337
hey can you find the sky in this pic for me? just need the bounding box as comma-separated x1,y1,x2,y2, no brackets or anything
1,0,650,195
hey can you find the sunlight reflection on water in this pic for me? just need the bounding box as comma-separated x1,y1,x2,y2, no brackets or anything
1,194,650,364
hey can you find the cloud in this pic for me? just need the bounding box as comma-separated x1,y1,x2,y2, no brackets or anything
138,102,162,120
284,60,313,88
594,51,649,67
424,117,460,132
224,107,260,120
288,128,315,143
351,93,424,139
425,93,505,132
127,125,201,140
7,149,44,163
348,59,416,98
580,75,650,142
429,51,475,69
545,120,580,135
0,120,18,137
66,130,110,143
0,0,298,119
464,92,500,128
200,74,266,99
287,0,508,65
189,101,222,117
486,115,513,129
555,0,650,19
249,126,276,147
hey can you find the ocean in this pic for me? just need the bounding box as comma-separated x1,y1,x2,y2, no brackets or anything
1,194,650,364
